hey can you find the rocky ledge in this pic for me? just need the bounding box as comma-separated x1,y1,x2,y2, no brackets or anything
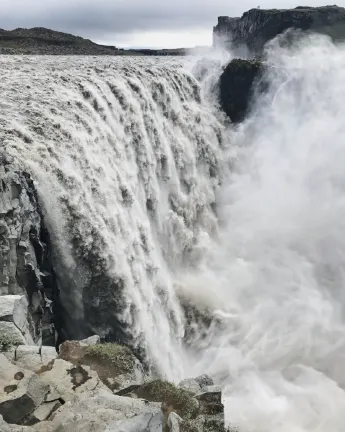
0,334,231,431
219,59,268,123
214,5,345,54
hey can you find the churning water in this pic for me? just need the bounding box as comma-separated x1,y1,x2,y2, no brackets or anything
2,33,345,431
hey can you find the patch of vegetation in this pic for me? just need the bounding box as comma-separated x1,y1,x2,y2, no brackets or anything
85,343,134,374
0,334,16,351
135,380,199,420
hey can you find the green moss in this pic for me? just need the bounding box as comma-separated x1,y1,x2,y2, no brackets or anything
85,343,134,374
135,380,199,419
0,334,15,351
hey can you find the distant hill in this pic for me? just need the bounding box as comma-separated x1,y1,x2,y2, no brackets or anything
0,27,193,55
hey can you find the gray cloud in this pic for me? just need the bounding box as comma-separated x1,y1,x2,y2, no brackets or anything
2,0,345,46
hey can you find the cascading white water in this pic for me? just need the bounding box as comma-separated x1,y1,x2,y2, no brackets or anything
179,34,345,431
3,32,345,431
0,55,226,380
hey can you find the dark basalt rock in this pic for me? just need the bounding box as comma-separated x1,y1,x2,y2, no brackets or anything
0,157,62,346
214,6,345,54
219,59,267,123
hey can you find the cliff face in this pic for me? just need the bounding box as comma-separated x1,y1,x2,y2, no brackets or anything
0,158,61,346
213,6,345,54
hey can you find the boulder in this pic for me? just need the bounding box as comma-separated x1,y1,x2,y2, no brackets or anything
0,295,22,320
194,375,214,389
80,335,100,346
59,341,146,392
168,412,183,432
196,391,223,415
178,378,201,395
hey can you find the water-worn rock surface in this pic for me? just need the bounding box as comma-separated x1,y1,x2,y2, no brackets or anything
214,6,345,54
0,339,229,431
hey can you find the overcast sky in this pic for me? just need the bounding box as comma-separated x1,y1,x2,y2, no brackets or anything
2,0,345,48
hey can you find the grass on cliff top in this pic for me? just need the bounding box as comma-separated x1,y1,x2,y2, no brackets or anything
135,380,199,419
85,343,135,373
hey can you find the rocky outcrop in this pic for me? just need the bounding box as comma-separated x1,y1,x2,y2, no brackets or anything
0,338,229,431
213,6,345,54
59,340,146,392
219,59,267,123
0,160,61,346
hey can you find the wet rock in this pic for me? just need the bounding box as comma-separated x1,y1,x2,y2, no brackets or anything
178,378,201,395
38,358,107,403
80,335,100,346
196,391,223,416
194,375,214,389
219,59,265,123
0,164,61,346
59,341,146,392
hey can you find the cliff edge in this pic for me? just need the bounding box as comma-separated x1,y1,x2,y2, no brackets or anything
213,5,345,54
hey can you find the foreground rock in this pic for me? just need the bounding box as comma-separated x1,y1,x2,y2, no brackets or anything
213,6,345,54
220,59,266,123
0,339,229,431
59,340,146,392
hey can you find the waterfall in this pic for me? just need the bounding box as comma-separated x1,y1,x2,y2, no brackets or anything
3,33,345,430
1,55,226,380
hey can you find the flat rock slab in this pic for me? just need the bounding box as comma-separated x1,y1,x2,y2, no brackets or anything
0,295,22,320
47,389,161,431
0,357,50,424
38,359,106,403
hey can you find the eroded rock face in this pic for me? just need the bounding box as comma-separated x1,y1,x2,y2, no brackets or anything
0,161,61,346
213,6,345,54
219,59,266,123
